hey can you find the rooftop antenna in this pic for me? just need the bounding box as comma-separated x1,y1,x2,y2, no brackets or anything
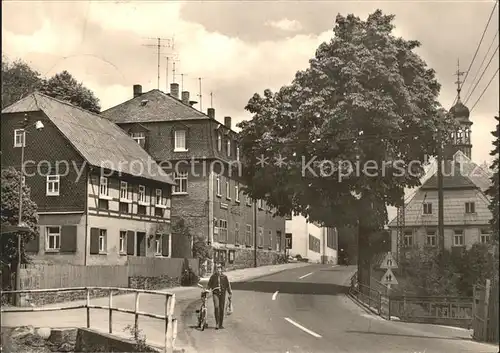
172,59,180,83
198,77,203,111
454,58,466,102
180,73,188,92
165,54,178,92
210,92,214,108
142,37,174,89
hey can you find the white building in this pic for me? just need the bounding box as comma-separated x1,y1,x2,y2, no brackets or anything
285,215,338,264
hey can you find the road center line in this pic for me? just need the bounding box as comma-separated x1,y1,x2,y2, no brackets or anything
284,317,322,338
272,291,279,300
299,272,313,279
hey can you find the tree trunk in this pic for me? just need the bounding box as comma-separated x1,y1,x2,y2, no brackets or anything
357,221,372,296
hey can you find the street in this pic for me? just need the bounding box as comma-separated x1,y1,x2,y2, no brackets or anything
2,264,498,353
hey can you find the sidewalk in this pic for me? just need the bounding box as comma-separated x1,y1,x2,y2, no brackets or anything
1,262,310,351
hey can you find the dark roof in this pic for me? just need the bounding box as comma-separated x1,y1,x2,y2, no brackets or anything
449,97,470,121
2,92,175,185
101,89,209,123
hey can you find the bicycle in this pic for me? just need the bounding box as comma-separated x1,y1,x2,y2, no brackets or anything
195,283,220,331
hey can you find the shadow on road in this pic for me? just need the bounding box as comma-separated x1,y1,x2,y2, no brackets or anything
345,330,472,341
231,281,348,296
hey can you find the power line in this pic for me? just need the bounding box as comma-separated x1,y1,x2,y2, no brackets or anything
464,44,499,104
463,31,498,101
452,0,498,106
469,67,499,113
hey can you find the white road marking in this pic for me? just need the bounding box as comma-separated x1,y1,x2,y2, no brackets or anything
284,317,322,338
272,291,279,300
298,272,313,279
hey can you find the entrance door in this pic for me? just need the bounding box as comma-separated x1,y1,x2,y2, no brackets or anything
136,232,146,256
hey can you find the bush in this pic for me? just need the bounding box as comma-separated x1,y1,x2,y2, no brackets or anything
276,253,288,264
180,258,199,286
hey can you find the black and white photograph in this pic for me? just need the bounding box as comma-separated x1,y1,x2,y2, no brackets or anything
1,0,499,352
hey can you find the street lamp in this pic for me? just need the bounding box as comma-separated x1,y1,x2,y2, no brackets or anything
15,115,44,300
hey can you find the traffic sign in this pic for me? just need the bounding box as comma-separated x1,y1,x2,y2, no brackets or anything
381,268,398,285
380,252,398,269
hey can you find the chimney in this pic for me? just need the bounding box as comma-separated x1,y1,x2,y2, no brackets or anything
170,83,179,99
207,108,215,119
224,116,232,129
133,84,142,98
181,91,190,105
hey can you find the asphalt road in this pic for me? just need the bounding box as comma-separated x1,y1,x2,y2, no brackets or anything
178,264,498,353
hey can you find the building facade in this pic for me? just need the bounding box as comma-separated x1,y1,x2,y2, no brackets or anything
285,214,338,264
388,87,493,256
1,93,176,265
101,84,287,272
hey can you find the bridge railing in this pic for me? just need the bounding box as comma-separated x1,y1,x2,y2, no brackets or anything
348,272,382,316
1,287,178,353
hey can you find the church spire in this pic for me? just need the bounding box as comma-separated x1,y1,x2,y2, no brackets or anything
454,58,466,102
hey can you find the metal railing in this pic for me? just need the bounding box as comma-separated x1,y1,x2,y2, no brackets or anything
348,272,382,316
1,287,178,353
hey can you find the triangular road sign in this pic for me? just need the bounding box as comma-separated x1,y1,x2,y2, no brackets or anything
380,252,398,269
381,268,398,285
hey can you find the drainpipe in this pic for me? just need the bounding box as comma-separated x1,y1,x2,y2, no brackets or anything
84,167,91,266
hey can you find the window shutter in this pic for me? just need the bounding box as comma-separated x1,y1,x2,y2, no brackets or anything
60,225,77,252
90,228,99,254
162,234,170,256
25,236,39,253
271,231,276,250
126,230,135,255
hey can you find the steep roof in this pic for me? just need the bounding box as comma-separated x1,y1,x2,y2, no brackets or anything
100,89,209,123
2,92,175,185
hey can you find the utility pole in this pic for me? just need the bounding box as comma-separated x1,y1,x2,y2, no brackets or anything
142,37,174,89
437,128,445,254
254,200,258,268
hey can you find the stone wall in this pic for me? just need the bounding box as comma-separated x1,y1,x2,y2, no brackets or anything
224,247,278,271
19,288,124,307
128,275,180,290
75,328,159,352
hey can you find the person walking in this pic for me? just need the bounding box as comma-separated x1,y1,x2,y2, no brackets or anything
207,262,232,329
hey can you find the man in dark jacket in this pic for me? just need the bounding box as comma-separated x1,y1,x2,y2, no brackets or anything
207,262,232,329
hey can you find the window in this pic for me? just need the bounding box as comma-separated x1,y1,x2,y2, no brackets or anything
130,132,145,147
137,205,147,215
119,202,129,213
46,226,61,250
453,229,464,246
285,233,292,249
216,174,221,196
226,179,230,199
99,177,108,196
174,130,187,151
99,229,107,252
465,202,475,214
227,139,231,156
46,175,60,196
423,203,432,215
403,230,413,247
246,195,252,206
217,133,222,151
155,237,162,255
14,129,25,147
98,199,109,210
480,229,491,244
219,220,228,243
258,227,263,247
236,146,240,161
245,224,252,246
268,230,272,248
120,181,129,200
285,213,292,220
155,207,163,217
138,185,146,202
173,172,188,194
155,188,163,205
119,231,126,253
276,231,282,251
235,184,240,202
426,230,436,246
258,199,263,209
235,223,240,244
309,234,320,253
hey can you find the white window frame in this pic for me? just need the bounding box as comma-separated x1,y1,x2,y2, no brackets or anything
14,129,25,147
46,226,61,251
480,229,491,244
235,183,240,202
99,177,109,197
130,132,145,146
246,195,252,206
120,181,129,200
138,185,146,203
227,139,231,156
423,202,432,215
403,230,413,247
219,219,228,243
46,175,60,196
155,237,162,255
216,174,221,196
426,230,436,246
258,199,263,209
119,231,126,253
174,130,187,151
99,229,107,253
258,227,264,247
246,224,252,245
217,133,222,151
465,202,475,214
155,188,164,206
173,172,188,194
226,179,231,199
236,146,240,161
453,229,464,247
235,222,240,244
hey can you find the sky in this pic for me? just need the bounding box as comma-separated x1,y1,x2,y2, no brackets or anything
2,0,499,221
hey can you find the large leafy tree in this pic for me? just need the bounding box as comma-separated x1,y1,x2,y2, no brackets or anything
39,70,101,113
237,10,456,287
1,168,39,267
487,116,499,239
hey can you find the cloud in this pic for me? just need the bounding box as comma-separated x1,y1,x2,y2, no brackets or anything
266,19,303,32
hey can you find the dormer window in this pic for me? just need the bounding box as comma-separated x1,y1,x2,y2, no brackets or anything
217,133,222,151
227,139,231,156
174,130,187,152
130,132,145,148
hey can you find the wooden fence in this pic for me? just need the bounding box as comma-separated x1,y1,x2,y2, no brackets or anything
19,257,199,290
473,279,499,344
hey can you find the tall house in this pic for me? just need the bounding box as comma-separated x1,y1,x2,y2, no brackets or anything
388,75,493,256
101,84,286,272
1,93,176,265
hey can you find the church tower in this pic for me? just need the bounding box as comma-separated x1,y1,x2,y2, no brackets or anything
448,59,473,159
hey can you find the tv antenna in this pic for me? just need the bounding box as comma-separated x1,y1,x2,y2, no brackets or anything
210,92,214,108
180,73,189,92
142,37,174,89
165,54,178,91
